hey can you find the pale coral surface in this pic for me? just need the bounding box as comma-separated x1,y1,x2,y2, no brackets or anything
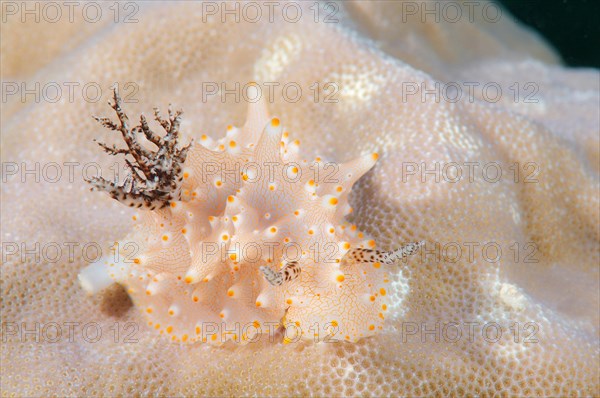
1,1,599,396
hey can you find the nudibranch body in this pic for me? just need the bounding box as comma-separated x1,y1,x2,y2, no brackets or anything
80,86,422,344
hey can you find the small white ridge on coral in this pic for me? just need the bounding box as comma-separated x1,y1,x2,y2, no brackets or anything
80,87,422,344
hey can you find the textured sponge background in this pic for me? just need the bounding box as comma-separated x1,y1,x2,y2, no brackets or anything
1,1,598,396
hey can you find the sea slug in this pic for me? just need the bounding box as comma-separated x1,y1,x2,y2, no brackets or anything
78,86,422,344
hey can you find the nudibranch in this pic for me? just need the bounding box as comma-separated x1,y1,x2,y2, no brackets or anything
79,86,423,344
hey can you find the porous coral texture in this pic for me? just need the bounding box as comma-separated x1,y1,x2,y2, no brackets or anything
1,1,598,396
